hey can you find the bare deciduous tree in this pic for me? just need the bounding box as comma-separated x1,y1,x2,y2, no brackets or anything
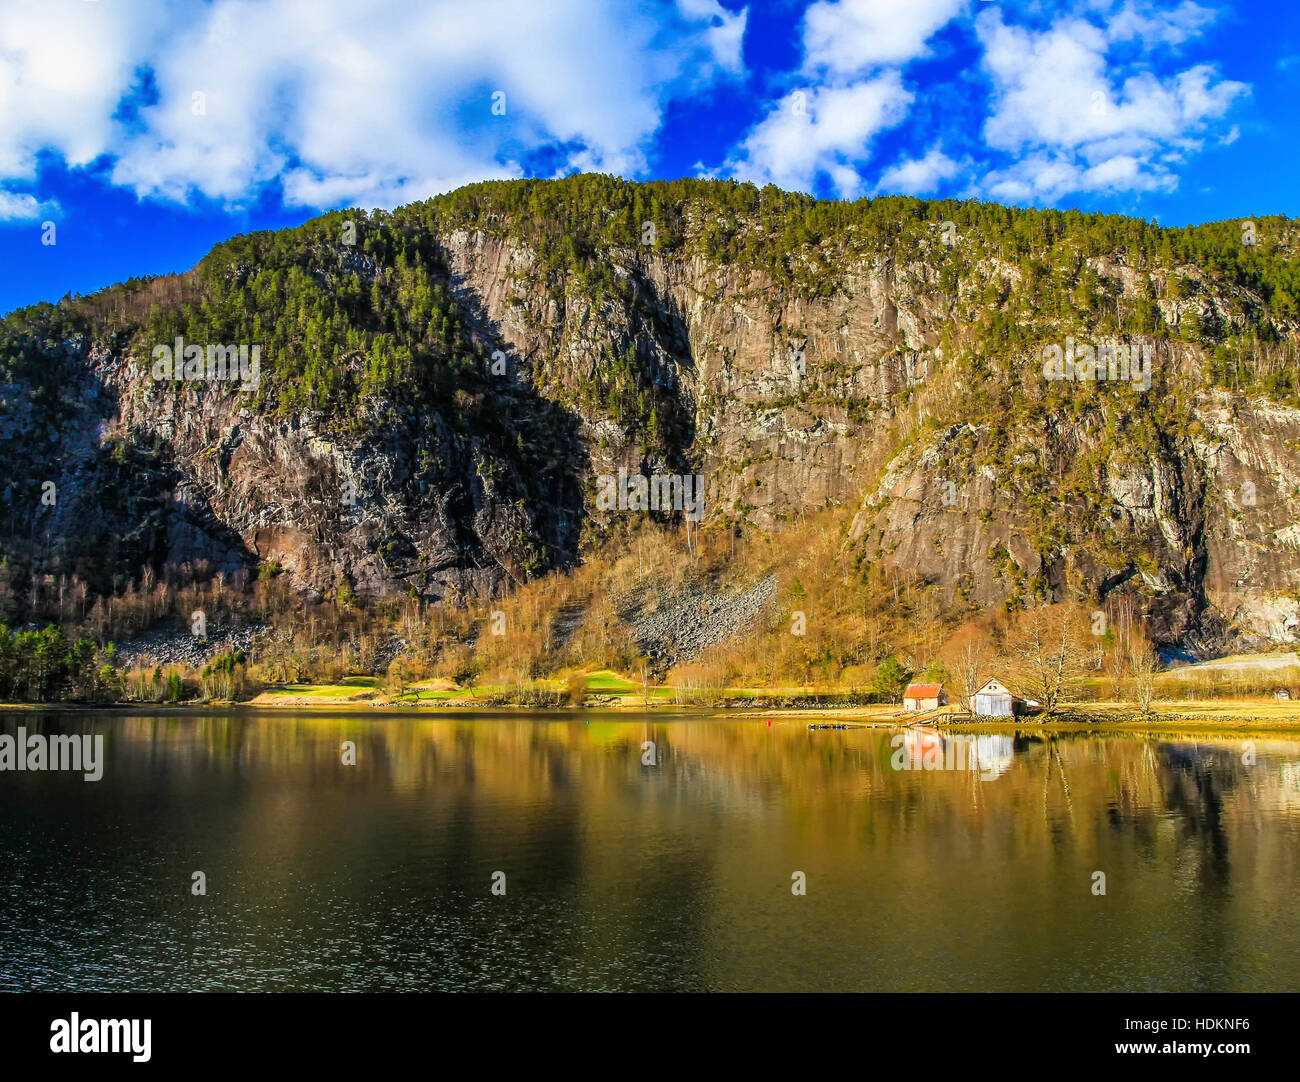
1009,604,1091,714
1108,595,1135,700
1130,639,1158,715
949,638,987,714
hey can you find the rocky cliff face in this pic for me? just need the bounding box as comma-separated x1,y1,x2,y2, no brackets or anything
3,179,1298,652
440,228,945,525
435,223,1300,651
844,393,1300,651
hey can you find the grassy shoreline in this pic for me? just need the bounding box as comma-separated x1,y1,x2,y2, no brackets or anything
6,693,1300,734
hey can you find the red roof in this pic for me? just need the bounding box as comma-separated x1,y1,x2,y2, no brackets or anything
904,683,943,698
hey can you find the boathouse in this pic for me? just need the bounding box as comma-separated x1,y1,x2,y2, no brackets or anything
973,678,1014,717
903,683,947,711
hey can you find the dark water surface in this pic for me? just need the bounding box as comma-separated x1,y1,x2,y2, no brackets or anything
1,711,1298,991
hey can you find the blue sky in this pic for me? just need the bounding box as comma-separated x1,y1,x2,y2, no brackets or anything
1,0,1295,315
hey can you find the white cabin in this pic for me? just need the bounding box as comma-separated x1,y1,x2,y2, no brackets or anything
973,678,1014,717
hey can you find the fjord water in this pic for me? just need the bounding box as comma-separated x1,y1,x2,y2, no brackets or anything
1,712,1298,992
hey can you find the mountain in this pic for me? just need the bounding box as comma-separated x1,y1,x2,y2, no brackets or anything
3,174,1300,657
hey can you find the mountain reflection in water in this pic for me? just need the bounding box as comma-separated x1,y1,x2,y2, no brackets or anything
1,712,1298,992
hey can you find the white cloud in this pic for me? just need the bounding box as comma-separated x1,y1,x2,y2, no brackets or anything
0,0,1257,217
1097,0,1217,48
0,0,172,179
0,189,55,221
976,7,1247,200
724,0,963,195
727,76,914,196
982,153,1177,203
0,0,749,210
876,145,962,194
677,0,749,74
802,0,965,76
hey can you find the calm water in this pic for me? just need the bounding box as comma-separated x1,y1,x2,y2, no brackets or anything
1,711,1298,992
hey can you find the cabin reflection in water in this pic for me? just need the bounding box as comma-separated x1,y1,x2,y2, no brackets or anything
895,729,1017,777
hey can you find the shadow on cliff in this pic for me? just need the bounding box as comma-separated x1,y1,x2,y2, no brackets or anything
626,262,698,476
429,275,592,592
0,344,257,617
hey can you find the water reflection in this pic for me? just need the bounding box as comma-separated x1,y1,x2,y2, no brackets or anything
0,712,1298,992
894,728,1017,779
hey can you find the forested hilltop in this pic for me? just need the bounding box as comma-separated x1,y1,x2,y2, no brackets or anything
2,174,1299,703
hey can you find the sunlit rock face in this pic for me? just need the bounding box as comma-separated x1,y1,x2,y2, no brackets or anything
4,181,1299,652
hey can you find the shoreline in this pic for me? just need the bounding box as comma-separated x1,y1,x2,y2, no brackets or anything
5,698,1300,734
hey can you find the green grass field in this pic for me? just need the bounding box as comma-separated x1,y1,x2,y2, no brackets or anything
254,670,874,707
391,686,463,702
259,676,377,698
582,669,640,692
